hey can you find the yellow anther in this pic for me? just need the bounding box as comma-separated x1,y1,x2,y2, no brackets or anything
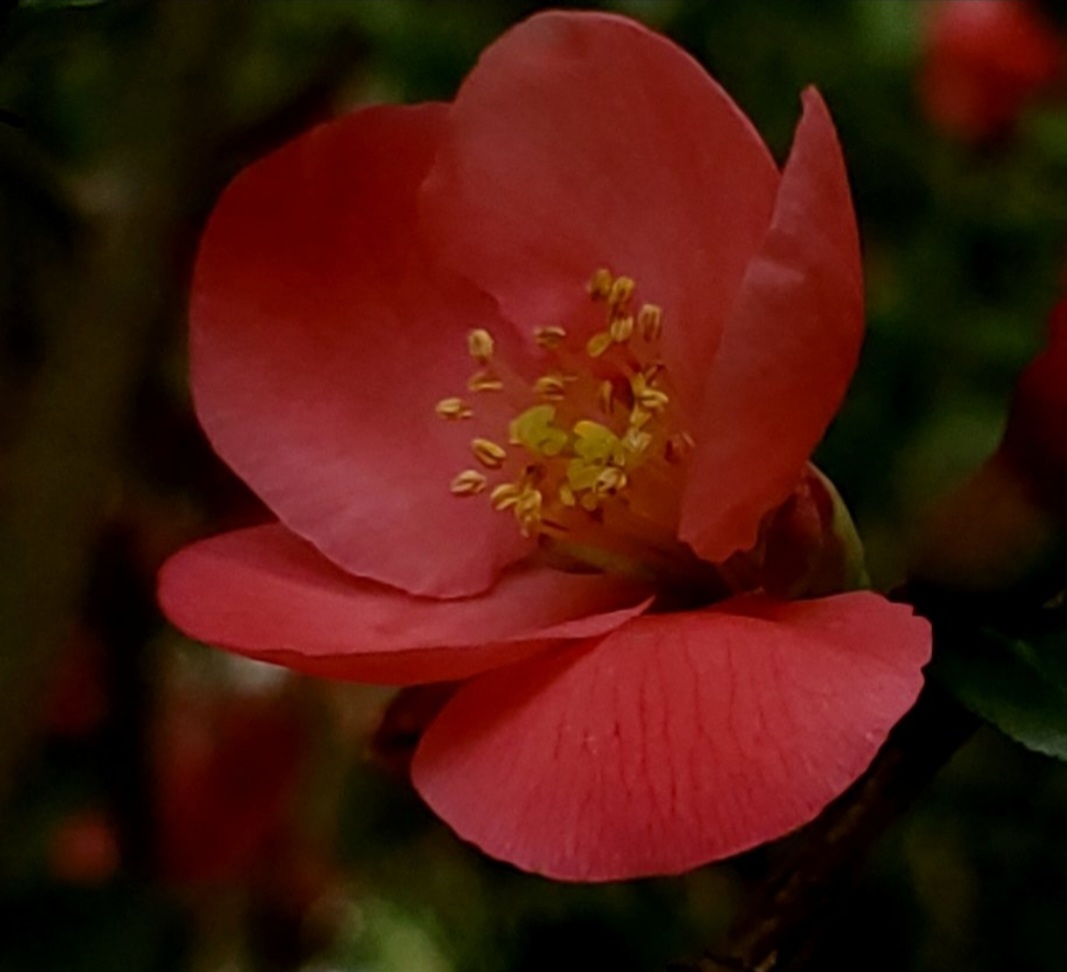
665,431,695,464
622,426,653,457
533,375,568,401
595,467,628,495
638,303,662,341
468,370,504,393
631,373,669,412
586,331,613,358
490,482,522,510
510,404,569,456
435,397,473,420
534,326,567,349
609,314,634,344
608,275,635,309
515,487,544,536
558,482,577,507
468,328,495,365
597,380,616,415
588,268,613,300
450,470,488,496
630,406,652,430
472,437,507,469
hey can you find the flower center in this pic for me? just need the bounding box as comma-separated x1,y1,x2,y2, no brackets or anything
437,269,715,592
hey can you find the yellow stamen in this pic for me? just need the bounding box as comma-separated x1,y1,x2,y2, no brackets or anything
597,380,616,415
533,374,570,401
490,482,522,510
638,304,662,341
468,370,504,393
534,326,567,350
468,328,495,365
450,470,487,496
595,466,628,495
608,275,635,310
588,268,613,300
631,373,669,413
472,437,507,469
586,331,613,358
435,397,473,420
609,314,634,344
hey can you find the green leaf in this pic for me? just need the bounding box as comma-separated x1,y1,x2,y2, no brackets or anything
932,621,1067,761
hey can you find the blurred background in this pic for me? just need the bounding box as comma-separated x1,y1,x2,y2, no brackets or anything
4,1,1067,969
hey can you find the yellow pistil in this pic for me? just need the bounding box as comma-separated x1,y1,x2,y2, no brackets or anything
435,397,473,420
509,404,568,456
472,437,507,469
450,470,487,496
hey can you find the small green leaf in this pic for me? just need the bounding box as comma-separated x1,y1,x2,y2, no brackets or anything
932,621,1067,761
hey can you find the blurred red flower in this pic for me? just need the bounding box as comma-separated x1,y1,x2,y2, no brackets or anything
1001,296,1067,511
919,0,1064,142
160,12,930,880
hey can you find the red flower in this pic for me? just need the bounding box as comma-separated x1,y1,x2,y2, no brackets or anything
919,0,1064,142
159,12,930,881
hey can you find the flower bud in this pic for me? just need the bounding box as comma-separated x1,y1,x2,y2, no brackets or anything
758,464,868,599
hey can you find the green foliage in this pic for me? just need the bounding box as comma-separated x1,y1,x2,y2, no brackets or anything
934,617,1067,761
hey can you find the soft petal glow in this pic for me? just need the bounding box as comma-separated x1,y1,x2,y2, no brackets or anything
158,524,653,684
421,10,779,414
190,103,530,598
413,593,929,881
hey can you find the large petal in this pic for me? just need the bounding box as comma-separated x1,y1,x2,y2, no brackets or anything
158,524,652,685
412,592,928,881
680,89,864,563
421,11,779,410
191,102,530,598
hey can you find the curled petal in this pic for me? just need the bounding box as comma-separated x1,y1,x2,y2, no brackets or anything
421,10,778,412
413,592,929,881
191,103,529,598
681,89,864,563
158,524,653,685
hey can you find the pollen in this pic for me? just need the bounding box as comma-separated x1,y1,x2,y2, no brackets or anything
472,437,507,469
438,269,692,541
467,328,495,365
534,326,567,349
451,470,488,496
435,397,473,420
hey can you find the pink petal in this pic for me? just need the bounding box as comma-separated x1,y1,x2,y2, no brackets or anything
191,102,530,598
680,89,864,564
158,524,653,685
420,11,779,411
412,592,929,881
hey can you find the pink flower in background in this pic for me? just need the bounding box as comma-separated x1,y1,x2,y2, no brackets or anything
920,0,1064,142
159,12,930,880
